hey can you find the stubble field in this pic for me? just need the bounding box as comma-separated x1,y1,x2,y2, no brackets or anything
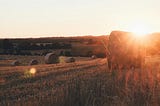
1,55,160,106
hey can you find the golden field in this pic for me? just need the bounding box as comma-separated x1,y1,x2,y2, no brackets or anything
0,55,160,106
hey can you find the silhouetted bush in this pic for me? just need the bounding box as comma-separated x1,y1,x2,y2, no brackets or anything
60,51,64,56
17,41,31,50
87,51,93,57
96,53,106,58
65,51,72,56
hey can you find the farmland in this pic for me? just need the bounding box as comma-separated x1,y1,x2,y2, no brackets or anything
1,0,160,105
0,36,108,57
1,55,160,106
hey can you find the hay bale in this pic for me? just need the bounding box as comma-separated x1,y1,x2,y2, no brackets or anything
11,60,20,66
91,55,97,59
29,59,38,65
65,57,75,63
45,53,59,64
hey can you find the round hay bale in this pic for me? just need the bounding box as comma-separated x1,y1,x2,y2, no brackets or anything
91,55,97,59
45,53,59,64
11,60,20,66
65,57,75,63
29,59,38,65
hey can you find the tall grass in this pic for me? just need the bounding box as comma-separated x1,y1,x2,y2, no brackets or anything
59,68,160,106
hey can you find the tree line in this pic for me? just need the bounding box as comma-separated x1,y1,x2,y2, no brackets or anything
0,39,72,55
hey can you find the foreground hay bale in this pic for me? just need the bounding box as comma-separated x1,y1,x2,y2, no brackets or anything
65,57,75,63
107,30,145,70
11,60,20,66
29,59,38,65
45,53,59,64
91,55,97,59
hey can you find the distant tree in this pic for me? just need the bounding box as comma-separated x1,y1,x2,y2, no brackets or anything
60,51,64,56
63,43,72,49
45,44,52,49
2,39,13,50
65,51,72,56
17,41,31,50
40,44,44,49
54,42,61,49
30,43,40,50
14,47,21,55
87,51,93,57
0,40,2,49
2,39,13,54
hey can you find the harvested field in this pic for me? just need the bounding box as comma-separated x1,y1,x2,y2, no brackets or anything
0,56,160,106
0,55,92,67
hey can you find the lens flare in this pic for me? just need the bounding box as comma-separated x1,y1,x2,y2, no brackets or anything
29,68,36,74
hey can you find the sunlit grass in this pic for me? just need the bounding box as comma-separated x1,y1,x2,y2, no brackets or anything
59,56,67,63
1,57,160,106
24,68,37,78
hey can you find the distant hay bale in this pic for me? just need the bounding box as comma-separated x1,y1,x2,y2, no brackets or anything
45,53,59,64
11,60,20,66
29,59,38,65
91,55,97,59
65,57,75,63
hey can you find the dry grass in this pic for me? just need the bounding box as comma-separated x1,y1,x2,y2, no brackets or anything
0,55,44,66
0,55,160,106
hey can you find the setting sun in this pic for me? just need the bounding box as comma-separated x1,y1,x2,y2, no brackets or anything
128,22,151,37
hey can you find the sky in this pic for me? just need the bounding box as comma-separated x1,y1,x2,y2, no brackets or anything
0,0,160,38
